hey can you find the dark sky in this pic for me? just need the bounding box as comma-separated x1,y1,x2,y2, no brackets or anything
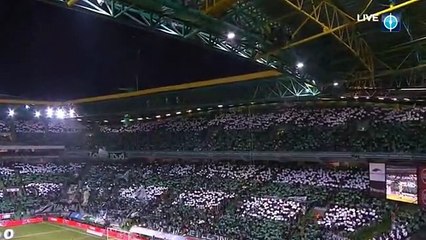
0,0,266,100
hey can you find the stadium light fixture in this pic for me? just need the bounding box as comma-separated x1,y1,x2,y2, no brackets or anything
77,118,82,122
7,109,15,117
340,96,345,99
68,108,76,118
218,105,223,108
129,119,134,122
404,98,410,101
166,113,171,117
34,111,41,118
156,115,161,119
333,82,339,86
25,105,30,110
146,117,151,120
186,110,192,113
137,117,143,121
392,98,397,101
353,96,359,99
365,96,370,99
176,111,182,115
296,62,304,69
46,107,54,118
55,108,66,119
227,32,235,39
103,120,108,123
196,108,202,111
378,97,385,100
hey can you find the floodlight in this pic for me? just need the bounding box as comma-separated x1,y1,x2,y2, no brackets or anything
218,105,223,108
227,32,235,39
103,120,108,123
156,115,161,119
46,107,54,118
137,117,143,121
35,111,41,118
296,62,304,69
55,108,65,119
166,113,171,117
25,105,30,110
333,82,339,86
176,111,182,115
68,108,76,118
186,110,192,113
7,109,15,117
196,108,202,111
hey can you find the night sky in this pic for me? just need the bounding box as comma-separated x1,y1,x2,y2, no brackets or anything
0,0,266,100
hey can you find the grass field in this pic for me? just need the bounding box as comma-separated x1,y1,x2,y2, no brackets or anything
0,222,103,240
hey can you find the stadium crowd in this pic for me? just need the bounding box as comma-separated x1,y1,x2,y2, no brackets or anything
0,160,424,239
1,105,426,153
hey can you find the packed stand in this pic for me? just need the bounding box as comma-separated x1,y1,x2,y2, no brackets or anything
94,106,426,153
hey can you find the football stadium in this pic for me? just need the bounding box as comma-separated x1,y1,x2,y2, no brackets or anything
1,0,426,239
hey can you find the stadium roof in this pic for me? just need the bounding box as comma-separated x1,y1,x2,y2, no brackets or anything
1,0,426,117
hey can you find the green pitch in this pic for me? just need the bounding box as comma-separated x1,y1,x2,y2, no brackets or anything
1,222,103,240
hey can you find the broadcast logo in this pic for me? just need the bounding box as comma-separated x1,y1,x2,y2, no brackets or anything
381,13,401,32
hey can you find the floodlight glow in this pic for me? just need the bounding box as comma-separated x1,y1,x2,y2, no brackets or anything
46,107,54,118
176,111,182,115
218,105,223,108
227,32,235,39
25,105,30,109
68,109,76,118
378,97,385,100
353,96,359,99
404,98,410,101
196,108,202,111
77,118,82,122
166,113,171,117
365,96,370,99
129,119,134,122
7,109,15,117
156,115,161,119
55,108,66,119
137,117,143,121
296,62,304,69
103,120,109,123
392,98,397,101
186,110,192,113
333,82,339,86
34,111,41,118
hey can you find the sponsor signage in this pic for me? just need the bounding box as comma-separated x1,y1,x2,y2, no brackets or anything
418,166,426,207
369,163,386,198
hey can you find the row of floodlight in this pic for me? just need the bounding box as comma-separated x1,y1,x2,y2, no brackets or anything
340,96,417,102
7,107,76,119
107,104,246,124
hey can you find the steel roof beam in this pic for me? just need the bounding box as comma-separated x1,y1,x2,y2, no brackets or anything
277,0,375,80
277,0,421,49
203,0,238,17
